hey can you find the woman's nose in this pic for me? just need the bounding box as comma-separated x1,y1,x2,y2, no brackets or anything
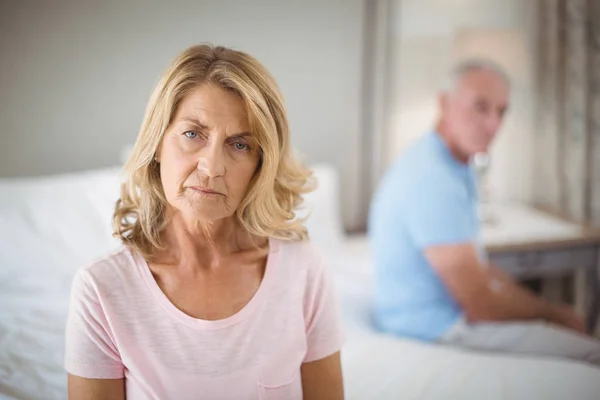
197,142,225,177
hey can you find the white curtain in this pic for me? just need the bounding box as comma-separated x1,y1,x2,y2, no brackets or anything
534,0,600,225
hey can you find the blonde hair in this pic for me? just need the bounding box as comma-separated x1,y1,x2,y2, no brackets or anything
113,44,313,259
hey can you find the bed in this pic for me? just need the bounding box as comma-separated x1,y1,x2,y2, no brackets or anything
1,165,600,399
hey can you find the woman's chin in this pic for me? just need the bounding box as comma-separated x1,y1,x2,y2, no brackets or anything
182,207,233,226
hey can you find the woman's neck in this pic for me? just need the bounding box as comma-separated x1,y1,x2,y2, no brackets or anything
155,212,263,270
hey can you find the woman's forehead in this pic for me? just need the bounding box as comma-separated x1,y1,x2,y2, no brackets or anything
174,85,250,131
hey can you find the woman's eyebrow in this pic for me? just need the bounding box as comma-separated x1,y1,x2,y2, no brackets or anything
177,117,251,138
228,132,253,139
177,116,210,130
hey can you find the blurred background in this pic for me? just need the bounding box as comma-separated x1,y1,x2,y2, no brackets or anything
2,1,600,399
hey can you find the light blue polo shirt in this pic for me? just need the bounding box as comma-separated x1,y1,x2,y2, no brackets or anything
368,131,481,341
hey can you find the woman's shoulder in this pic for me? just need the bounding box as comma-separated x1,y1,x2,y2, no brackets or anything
74,246,141,290
272,237,320,257
270,238,327,276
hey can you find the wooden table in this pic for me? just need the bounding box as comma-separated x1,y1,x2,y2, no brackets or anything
482,203,600,332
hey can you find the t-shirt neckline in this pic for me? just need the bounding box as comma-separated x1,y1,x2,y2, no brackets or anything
131,237,279,331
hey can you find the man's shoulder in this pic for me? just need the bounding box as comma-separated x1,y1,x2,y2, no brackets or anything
391,134,455,179
375,163,468,227
386,156,458,197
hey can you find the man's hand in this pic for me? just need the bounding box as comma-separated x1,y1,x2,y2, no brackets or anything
548,304,588,336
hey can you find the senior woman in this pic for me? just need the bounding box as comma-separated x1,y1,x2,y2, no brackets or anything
65,45,344,400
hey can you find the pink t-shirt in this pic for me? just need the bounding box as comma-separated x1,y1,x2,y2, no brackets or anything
64,238,343,399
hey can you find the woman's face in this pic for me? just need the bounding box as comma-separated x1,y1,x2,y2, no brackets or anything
157,84,261,224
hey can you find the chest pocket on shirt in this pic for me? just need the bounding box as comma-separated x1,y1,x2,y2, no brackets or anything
257,370,302,400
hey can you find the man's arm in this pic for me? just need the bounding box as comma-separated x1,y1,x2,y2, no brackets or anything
401,171,587,332
486,263,587,333
425,243,586,332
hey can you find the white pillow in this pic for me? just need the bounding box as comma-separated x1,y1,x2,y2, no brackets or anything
0,167,123,276
299,164,345,245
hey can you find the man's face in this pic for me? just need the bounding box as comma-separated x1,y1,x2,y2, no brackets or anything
441,69,510,156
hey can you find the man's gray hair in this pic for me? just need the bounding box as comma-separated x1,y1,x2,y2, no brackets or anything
443,58,510,92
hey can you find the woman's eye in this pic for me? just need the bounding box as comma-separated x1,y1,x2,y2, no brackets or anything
184,131,198,139
234,142,249,151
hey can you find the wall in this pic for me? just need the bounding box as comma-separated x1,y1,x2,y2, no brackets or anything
383,0,538,204
0,0,365,228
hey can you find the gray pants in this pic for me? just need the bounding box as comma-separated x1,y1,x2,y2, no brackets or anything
438,319,600,367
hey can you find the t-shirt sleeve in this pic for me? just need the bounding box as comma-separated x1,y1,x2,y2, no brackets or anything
303,248,345,363
406,175,475,249
64,268,124,379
